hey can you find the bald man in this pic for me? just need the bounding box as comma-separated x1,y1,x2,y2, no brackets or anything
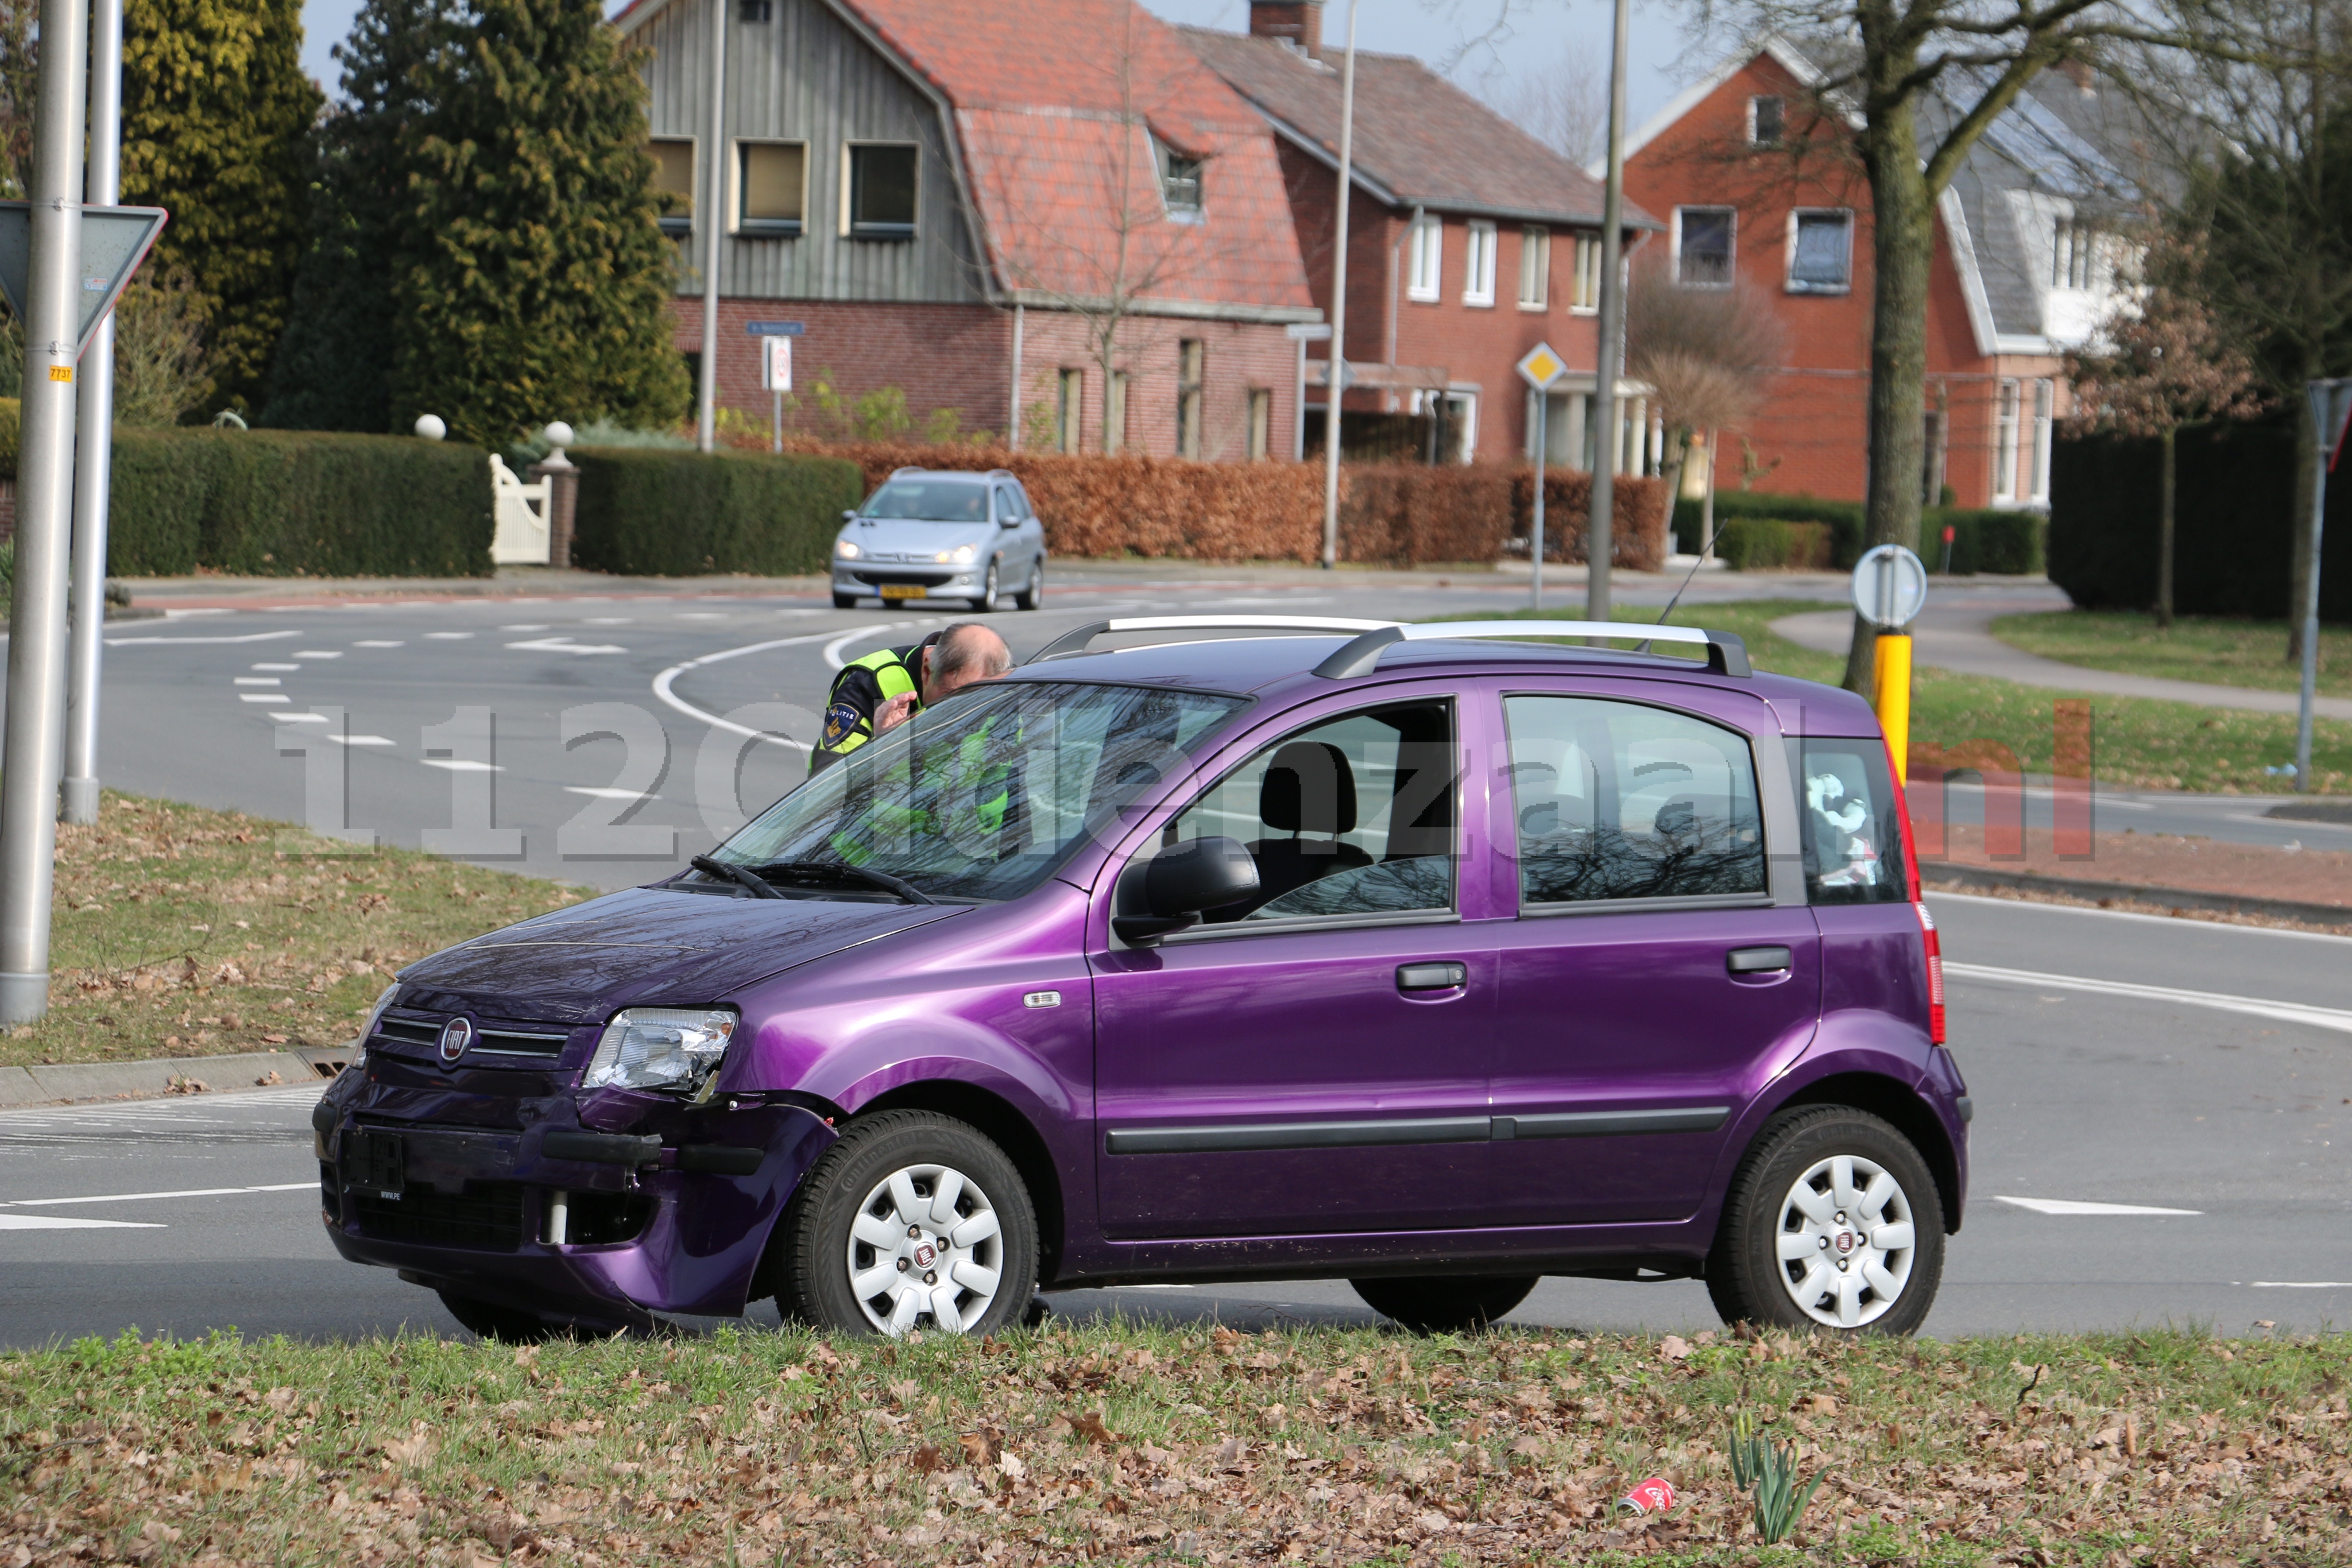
809,623,1013,775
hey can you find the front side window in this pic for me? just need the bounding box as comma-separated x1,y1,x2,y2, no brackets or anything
1503,695,1765,906
846,143,917,238
1407,215,1442,301
1788,210,1851,292
860,479,991,522
715,682,1246,903
1676,206,1734,287
1463,220,1497,306
736,141,806,235
1800,740,1907,904
1157,700,1457,924
649,137,695,236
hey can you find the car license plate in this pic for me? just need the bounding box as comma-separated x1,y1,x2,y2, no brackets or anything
879,583,927,601
342,1129,405,1197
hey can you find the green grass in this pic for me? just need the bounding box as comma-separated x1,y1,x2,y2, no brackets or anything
3,792,587,1071
1,1323,2342,1566
1991,609,2352,701
1437,600,2352,794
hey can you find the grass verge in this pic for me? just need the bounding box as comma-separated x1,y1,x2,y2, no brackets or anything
1445,600,2352,794
2,792,587,1071
1990,609,2352,702
3,1323,2344,1566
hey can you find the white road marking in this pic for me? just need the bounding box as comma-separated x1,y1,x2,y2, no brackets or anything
1996,1196,2202,1216
421,758,501,772
295,651,342,659
0,1182,315,1209
564,785,656,801
329,735,395,746
1943,962,2352,1033
105,630,300,646
500,624,550,632
1927,891,2352,945
269,713,328,724
251,663,299,671
585,616,631,625
238,693,289,704
678,611,726,620
233,677,281,686
654,627,899,751
0,1214,164,1231
2250,1281,2352,1288
823,622,922,670
424,632,473,640
352,640,405,648
506,637,626,656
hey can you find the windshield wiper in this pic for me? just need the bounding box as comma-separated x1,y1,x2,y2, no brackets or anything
688,854,786,900
745,860,938,906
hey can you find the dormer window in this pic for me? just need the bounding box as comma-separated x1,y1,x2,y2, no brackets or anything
2053,216,2096,289
1748,95,1784,148
1159,140,1204,219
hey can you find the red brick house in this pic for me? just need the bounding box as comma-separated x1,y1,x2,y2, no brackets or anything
1184,3,1663,468
1620,37,2137,509
615,0,1321,457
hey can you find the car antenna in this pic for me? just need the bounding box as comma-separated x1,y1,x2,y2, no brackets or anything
1634,543,1714,655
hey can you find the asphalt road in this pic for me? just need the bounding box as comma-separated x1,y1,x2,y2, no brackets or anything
2,571,2344,1344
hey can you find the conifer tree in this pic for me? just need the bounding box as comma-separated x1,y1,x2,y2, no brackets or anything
390,0,688,444
122,0,322,412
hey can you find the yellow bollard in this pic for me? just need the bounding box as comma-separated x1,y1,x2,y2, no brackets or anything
1874,632,1913,784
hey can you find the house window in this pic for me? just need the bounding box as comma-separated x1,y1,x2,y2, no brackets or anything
2030,380,2055,502
649,137,695,237
1106,371,1130,454
1749,95,1784,147
1160,141,1204,219
1463,220,1497,307
1569,233,1600,311
1787,209,1852,292
738,0,771,18
1248,388,1272,459
1406,214,1441,301
1993,380,2021,502
844,143,917,239
1057,369,1083,454
1676,206,1734,287
2052,215,2095,289
733,141,806,235
1177,339,1205,459
1517,226,1549,309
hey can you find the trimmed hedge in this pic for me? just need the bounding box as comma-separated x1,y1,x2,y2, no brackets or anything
2051,421,2351,622
0,397,17,477
1715,518,1834,571
1670,489,2044,575
1512,468,1672,571
106,429,495,577
568,446,865,576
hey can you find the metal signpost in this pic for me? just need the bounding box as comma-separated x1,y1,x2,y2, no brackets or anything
749,320,802,455
1286,322,1330,464
1852,543,1929,784
2299,380,2352,795
1586,0,1631,629
1515,343,1568,610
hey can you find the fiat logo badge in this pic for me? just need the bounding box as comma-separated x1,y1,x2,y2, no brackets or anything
436,1017,474,1065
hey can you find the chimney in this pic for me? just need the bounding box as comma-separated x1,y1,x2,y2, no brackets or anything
1249,0,1322,60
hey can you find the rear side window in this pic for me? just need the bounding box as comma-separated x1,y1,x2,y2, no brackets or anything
1503,695,1765,905
1801,741,1908,903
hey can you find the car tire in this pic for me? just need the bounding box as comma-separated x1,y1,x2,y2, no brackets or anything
971,562,1001,613
776,1110,1037,1338
832,591,858,609
1705,1106,1944,1336
436,1288,567,1343
1349,1274,1538,1335
1015,559,1044,611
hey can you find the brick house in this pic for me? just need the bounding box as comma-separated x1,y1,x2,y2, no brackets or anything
1620,37,2139,509
614,0,1321,458
1183,3,1663,469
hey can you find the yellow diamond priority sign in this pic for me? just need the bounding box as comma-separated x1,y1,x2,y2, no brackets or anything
1515,342,1568,392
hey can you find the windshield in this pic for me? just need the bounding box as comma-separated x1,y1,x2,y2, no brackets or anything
712,682,1248,901
860,480,992,522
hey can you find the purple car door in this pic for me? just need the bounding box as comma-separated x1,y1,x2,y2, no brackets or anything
1483,684,1821,1226
1090,692,1498,1238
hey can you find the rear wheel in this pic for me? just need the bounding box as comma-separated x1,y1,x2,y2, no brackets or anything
832,591,858,609
436,1289,566,1343
1349,1274,1537,1335
1015,560,1045,610
971,561,1001,613
777,1110,1037,1337
1706,1107,1944,1335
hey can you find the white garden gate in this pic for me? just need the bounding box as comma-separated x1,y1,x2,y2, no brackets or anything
488,453,551,564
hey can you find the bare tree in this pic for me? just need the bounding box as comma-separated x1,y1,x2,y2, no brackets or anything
1485,44,1608,165
1625,255,1788,545
2064,224,2265,627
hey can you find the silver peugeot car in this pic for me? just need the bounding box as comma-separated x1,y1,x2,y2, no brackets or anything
830,467,1047,612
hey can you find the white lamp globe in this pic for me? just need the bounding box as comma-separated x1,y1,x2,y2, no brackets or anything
543,421,575,448
413,413,447,441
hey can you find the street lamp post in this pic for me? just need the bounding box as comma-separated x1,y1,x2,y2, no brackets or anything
694,0,727,454
1317,0,1359,570
2299,379,2352,793
1585,0,1630,629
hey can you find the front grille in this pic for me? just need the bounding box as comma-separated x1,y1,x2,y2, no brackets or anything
374,1015,572,1060
349,1183,528,1252
378,1018,439,1047
850,570,954,587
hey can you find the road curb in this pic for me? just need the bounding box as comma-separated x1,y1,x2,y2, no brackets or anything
0,1047,346,1108
1922,862,2352,930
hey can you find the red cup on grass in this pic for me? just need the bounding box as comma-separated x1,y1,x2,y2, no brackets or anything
1616,1477,1676,1515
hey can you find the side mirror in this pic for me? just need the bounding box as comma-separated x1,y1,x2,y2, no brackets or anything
999,514,1020,529
1112,835,1259,946
841,509,859,525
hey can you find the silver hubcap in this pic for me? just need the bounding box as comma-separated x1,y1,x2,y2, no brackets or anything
1773,1152,1917,1328
846,1162,1004,1335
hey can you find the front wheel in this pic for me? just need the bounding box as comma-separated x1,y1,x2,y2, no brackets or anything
970,561,1001,613
1349,1274,1537,1335
832,591,858,609
776,1110,1037,1337
1015,559,1044,610
1706,1107,1944,1335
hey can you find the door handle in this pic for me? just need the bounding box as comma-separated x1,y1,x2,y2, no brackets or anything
1396,962,1467,992
1727,946,1793,974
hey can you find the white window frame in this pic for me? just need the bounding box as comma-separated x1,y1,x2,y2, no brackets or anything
1784,207,1853,295
1993,379,2021,504
649,135,697,236
1463,220,1497,307
2029,380,2055,503
1747,94,1784,148
728,138,808,237
840,140,920,240
1156,135,1204,222
1406,214,1442,302
1673,206,1735,289
1569,233,1600,313
1517,226,1549,310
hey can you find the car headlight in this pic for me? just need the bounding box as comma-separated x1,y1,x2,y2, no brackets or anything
835,539,862,560
583,1007,738,1091
353,982,400,1070
935,543,978,564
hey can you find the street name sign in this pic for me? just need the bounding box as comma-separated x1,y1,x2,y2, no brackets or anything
0,203,168,356
746,320,804,336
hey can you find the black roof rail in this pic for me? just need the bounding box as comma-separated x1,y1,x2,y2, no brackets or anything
1312,621,1752,680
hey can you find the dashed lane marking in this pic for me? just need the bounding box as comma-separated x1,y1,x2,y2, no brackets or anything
2250,1281,2352,1288
1995,1197,2202,1217
328,735,394,746
293,650,342,659
269,713,328,724
421,759,501,772
238,693,289,704
104,630,300,646
505,637,626,656
352,640,405,648
0,1214,164,1230
0,1183,316,1209
252,662,299,671
1943,962,2352,1033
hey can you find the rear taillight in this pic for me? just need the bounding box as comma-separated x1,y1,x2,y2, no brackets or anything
1917,900,1946,1045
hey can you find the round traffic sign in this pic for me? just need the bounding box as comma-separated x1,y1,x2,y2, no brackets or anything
1851,544,1928,628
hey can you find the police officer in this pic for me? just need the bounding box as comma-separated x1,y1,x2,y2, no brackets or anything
811,622,1012,774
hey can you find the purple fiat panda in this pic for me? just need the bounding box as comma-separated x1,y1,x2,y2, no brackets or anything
316,617,1965,1340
